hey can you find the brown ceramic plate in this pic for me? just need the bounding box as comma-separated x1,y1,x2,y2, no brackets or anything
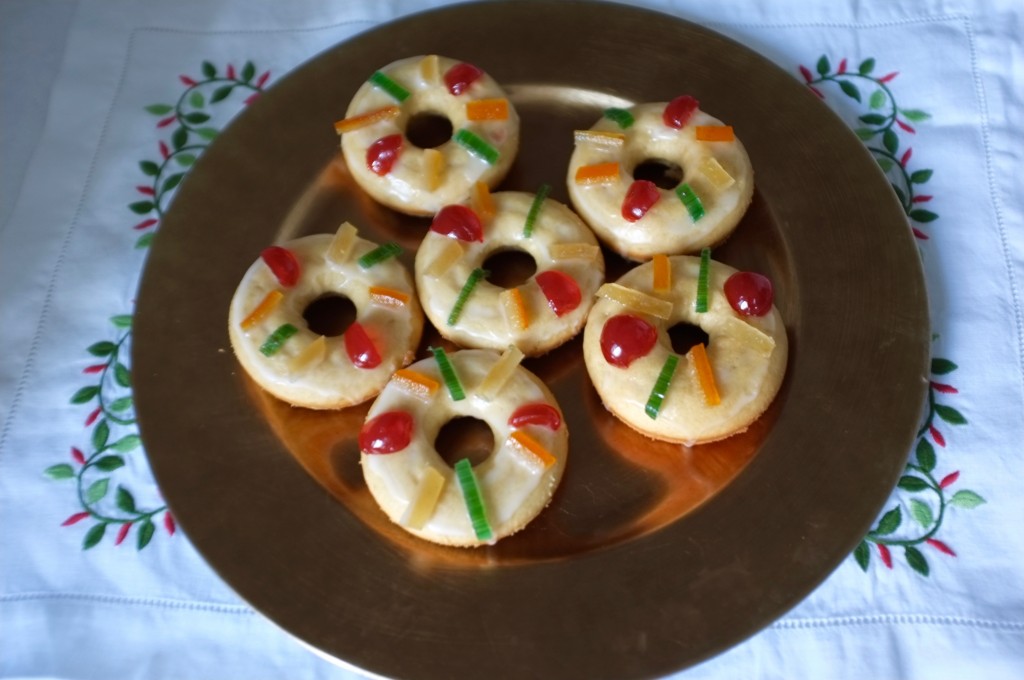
134,2,929,678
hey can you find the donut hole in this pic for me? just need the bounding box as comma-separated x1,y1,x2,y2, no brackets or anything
302,294,357,337
483,249,538,289
434,416,495,469
406,112,453,149
668,322,711,355
633,159,684,190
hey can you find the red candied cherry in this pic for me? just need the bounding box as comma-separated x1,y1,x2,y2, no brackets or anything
600,314,657,367
359,411,413,454
260,246,301,287
508,403,562,431
622,180,661,222
344,322,382,369
366,134,403,176
663,95,699,129
724,271,774,316
536,270,581,317
444,62,484,95
430,204,484,242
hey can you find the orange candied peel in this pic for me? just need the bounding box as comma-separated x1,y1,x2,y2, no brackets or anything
470,181,496,221
241,290,283,329
508,430,557,470
688,342,721,405
499,287,530,331
392,368,440,401
333,106,400,135
574,162,621,185
652,254,672,293
695,125,736,142
369,286,411,307
466,98,510,121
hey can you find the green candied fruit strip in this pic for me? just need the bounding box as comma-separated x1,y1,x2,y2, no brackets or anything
358,241,402,269
522,183,552,237
368,71,410,102
675,182,706,222
454,129,500,165
695,247,711,313
447,267,488,326
259,323,299,357
454,458,493,541
645,354,680,419
603,107,635,129
430,346,466,401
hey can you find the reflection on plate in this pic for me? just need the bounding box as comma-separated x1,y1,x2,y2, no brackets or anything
134,2,929,678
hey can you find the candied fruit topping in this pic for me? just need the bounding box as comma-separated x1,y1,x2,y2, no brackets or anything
536,270,581,317
359,411,414,454
724,271,774,317
367,134,402,176
261,246,301,287
663,95,699,129
601,314,657,368
508,403,562,431
344,321,381,369
431,204,484,242
622,180,660,222
444,62,484,95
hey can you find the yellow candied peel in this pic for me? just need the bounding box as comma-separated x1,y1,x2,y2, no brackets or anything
596,283,673,319
327,222,359,265
573,129,626,147
699,156,735,189
423,149,445,191
419,54,440,83
241,290,284,330
424,238,465,278
290,335,326,373
476,345,525,402
719,316,777,357
400,466,447,529
470,181,496,222
549,242,601,262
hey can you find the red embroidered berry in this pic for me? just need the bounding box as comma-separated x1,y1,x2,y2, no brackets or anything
366,134,403,176
724,271,774,316
600,314,657,367
430,204,484,242
359,411,414,454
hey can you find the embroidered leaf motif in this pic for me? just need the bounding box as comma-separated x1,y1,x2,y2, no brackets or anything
869,89,886,110
816,55,830,75
111,435,141,453
950,490,986,509
915,438,936,472
875,506,902,535
139,161,160,176
882,128,899,153
83,523,107,550
201,61,216,78
838,80,861,102
129,201,155,215
94,455,125,472
137,519,156,550
211,85,234,103
145,104,173,115
116,486,137,513
858,57,875,75
910,499,934,527
85,479,110,504
854,541,871,571
905,546,929,576
901,109,931,122
897,475,929,492
910,209,939,223
910,169,933,184
931,358,958,374
934,404,966,424
45,464,76,480
71,386,100,404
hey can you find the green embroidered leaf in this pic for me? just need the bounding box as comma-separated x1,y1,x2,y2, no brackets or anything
85,478,110,504
92,419,110,450
139,160,160,176
910,169,933,184
114,363,131,388
211,85,234,103
855,128,876,140
905,546,929,576
915,438,936,472
87,341,117,357
189,91,205,109
45,464,76,480
838,80,861,102
196,127,218,140
900,109,931,122
241,61,256,82
910,209,939,223
875,506,902,535
869,89,886,110
935,404,966,425
137,519,156,549
129,201,155,215
145,103,173,115
898,475,929,492
891,183,907,206
136,232,155,249
201,61,216,78
172,126,188,150
859,113,887,125
116,486,137,513
71,385,99,404
109,396,133,412
83,523,107,550
910,499,934,527
816,55,830,76
110,314,133,329
183,112,210,125
858,58,876,75
175,153,196,167
882,128,899,153
876,158,894,172
162,173,185,193
950,490,986,509
111,435,141,453
94,455,125,472
931,358,958,374
854,541,870,571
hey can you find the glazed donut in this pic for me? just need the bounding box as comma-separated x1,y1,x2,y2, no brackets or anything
337,55,520,216
228,223,423,409
582,251,787,445
567,97,754,261
414,189,605,356
359,347,568,547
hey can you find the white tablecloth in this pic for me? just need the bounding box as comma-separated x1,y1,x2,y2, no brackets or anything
2,0,1023,677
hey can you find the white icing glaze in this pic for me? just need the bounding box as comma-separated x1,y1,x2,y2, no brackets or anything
567,104,754,261
228,233,422,409
340,55,520,216
414,191,605,356
583,256,787,444
361,349,568,547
